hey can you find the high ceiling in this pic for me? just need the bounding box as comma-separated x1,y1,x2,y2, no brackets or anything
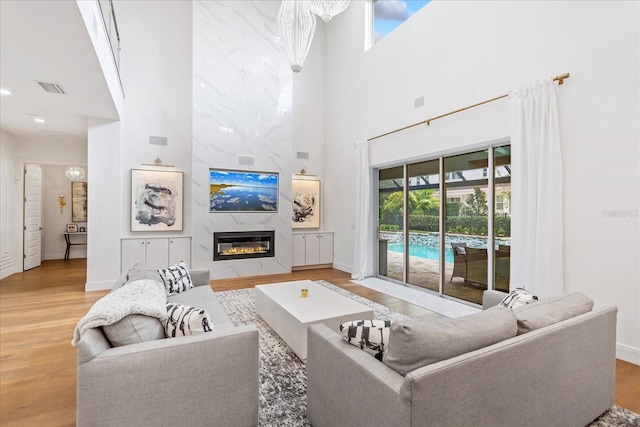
0,0,119,144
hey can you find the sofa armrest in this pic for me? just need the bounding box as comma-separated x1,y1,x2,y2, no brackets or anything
307,324,409,427
77,325,259,427
482,289,507,309
189,268,210,287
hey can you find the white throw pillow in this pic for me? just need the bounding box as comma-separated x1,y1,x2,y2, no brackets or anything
500,287,539,309
157,261,193,296
164,303,214,337
340,319,391,361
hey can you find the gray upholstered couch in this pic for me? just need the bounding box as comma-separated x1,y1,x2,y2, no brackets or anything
75,265,259,427
307,289,617,427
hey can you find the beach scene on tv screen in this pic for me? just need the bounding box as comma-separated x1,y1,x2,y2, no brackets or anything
209,169,278,212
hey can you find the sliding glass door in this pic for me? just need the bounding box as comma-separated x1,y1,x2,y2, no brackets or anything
406,160,440,292
376,143,511,306
443,150,489,305
494,145,511,292
378,166,404,282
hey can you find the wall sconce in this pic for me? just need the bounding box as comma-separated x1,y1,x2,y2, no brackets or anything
59,195,66,214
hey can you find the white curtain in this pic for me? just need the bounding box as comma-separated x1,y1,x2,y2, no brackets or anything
351,140,374,280
509,79,563,298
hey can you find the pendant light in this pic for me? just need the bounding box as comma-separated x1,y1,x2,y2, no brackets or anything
65,166,85,181
277,0,317,73
309,0,350,22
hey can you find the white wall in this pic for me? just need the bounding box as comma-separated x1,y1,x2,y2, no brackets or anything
322,0,639,363
86,118,121,290
292,21,325,181
76,0,124,117
17,138,87,166
191,0,293,279
84,1,193,290
116,0,193,238
0,131,21,279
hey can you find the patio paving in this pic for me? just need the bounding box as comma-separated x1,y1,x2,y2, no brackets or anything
382,251,486,305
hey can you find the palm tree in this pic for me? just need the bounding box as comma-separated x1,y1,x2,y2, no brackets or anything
381,189,438,216
410,189,438,214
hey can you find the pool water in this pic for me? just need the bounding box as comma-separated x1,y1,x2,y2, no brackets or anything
388,243,455,263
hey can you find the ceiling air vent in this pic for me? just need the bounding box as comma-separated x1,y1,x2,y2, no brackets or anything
36,81,65,94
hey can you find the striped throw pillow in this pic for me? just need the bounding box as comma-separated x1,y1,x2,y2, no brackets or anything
164,303,214,337
340,320,391,361
157,261,193,296
500,287,539,309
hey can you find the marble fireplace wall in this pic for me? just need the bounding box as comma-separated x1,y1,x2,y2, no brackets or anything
192,0,293,279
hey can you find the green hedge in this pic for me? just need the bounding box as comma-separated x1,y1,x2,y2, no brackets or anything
382,214,511,237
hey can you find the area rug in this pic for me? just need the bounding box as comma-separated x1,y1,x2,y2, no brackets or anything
216,280,640,427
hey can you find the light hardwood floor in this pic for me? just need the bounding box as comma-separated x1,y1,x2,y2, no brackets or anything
1,259,638,426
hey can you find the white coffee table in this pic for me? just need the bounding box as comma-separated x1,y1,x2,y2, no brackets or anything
255,280,374,360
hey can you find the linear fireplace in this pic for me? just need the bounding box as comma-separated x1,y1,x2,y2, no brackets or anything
213,230,275,261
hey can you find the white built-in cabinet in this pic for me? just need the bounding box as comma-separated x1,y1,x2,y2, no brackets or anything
121,236,191,271
292,232,333,268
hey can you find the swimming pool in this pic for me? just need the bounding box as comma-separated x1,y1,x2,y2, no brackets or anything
387,243,454,263
384,233,510,264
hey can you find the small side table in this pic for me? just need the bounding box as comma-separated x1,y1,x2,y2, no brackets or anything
63,232,87,261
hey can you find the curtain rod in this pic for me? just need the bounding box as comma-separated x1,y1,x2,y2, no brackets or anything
367,72,570,142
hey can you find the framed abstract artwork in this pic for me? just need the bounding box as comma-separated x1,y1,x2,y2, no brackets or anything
71,181,88,222
292,178,320,228
131,169,183,231
209,169,279,213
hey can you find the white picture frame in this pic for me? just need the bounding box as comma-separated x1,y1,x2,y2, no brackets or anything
292,178,320,229
131,169,183,232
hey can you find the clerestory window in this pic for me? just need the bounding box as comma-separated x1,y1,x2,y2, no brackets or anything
371,0,431,45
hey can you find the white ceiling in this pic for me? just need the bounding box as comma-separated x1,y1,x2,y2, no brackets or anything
0,0,119,144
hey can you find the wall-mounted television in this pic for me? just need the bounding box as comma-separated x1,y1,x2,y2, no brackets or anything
209,168,279,213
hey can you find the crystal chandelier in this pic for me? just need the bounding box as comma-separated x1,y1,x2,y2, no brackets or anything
277,1,317,73
65,166,85,181
309,0,350,22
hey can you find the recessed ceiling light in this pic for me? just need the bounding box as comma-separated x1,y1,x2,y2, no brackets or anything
0,88,11,95
34,117,45,123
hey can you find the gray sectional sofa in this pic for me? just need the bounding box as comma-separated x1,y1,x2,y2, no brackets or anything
74,265,259,427
307,289,617,427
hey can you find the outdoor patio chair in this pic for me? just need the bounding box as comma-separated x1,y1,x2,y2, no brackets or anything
450,242,467,283
465,247,488,288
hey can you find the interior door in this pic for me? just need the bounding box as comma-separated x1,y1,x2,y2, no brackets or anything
23,164,42,270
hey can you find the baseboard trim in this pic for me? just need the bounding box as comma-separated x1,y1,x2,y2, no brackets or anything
85,280,113,292
292,264,332,271
617,343,640,366
331,262,351,274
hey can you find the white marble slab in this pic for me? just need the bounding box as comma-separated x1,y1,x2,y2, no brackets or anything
192,1,293,279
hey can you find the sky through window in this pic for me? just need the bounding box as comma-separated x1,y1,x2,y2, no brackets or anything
374,0,430,43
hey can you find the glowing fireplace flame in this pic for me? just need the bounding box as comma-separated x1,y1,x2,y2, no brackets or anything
221,245,267,255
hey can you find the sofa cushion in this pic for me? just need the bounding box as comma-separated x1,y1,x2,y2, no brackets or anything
158,261,193,296
500,287,539,309
102,314,165,346
164,303,214,337
340,320,391,361
383,305,517,376
513,292,594,335
167,285,232,326
128,263,163,283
